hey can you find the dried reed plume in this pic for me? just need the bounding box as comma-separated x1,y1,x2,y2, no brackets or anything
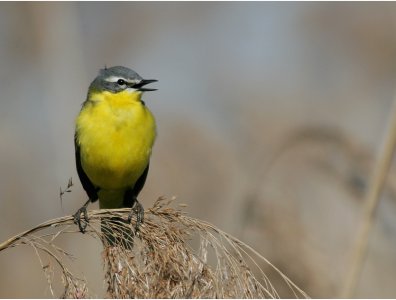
0,197,308,298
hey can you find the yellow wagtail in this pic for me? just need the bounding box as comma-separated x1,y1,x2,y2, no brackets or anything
73,66,157,238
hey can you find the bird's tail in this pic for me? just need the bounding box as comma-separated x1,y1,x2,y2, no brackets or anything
99,189,135,250
101,216,135,250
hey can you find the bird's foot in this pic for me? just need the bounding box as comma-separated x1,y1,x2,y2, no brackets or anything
73,200,90,233
128,200,144,234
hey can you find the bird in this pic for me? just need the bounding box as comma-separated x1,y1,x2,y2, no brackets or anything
73,66,157,246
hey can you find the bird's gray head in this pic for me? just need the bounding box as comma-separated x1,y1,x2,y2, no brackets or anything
89,66,157,94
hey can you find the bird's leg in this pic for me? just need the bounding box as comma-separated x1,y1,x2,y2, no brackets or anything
73,199,91,233
128,199,144,234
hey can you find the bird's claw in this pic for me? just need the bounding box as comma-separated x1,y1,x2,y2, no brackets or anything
73,204,89,233
128,200,144,234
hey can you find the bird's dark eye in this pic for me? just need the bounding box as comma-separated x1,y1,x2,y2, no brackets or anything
117,79,126,85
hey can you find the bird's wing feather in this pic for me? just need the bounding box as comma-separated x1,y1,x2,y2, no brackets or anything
123,163,150,207
75,133,99,202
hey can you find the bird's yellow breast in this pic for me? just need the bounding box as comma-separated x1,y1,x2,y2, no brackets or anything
75,90,156,190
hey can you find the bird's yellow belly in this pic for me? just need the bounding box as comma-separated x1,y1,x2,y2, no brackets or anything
82,131,150,190
76,99,156,190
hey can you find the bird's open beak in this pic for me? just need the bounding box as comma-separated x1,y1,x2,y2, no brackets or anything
135,79,158,92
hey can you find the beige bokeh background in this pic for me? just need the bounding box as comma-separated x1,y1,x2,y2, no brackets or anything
1,2,396,297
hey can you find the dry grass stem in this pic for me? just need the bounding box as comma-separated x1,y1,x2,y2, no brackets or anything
0,197,307,298
341,97,396,297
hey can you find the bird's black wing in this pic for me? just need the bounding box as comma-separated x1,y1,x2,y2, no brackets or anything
132,163,149,197
75,133,99,202
123,163,149,207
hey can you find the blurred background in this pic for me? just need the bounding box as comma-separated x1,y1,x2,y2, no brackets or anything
1,2,396,298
